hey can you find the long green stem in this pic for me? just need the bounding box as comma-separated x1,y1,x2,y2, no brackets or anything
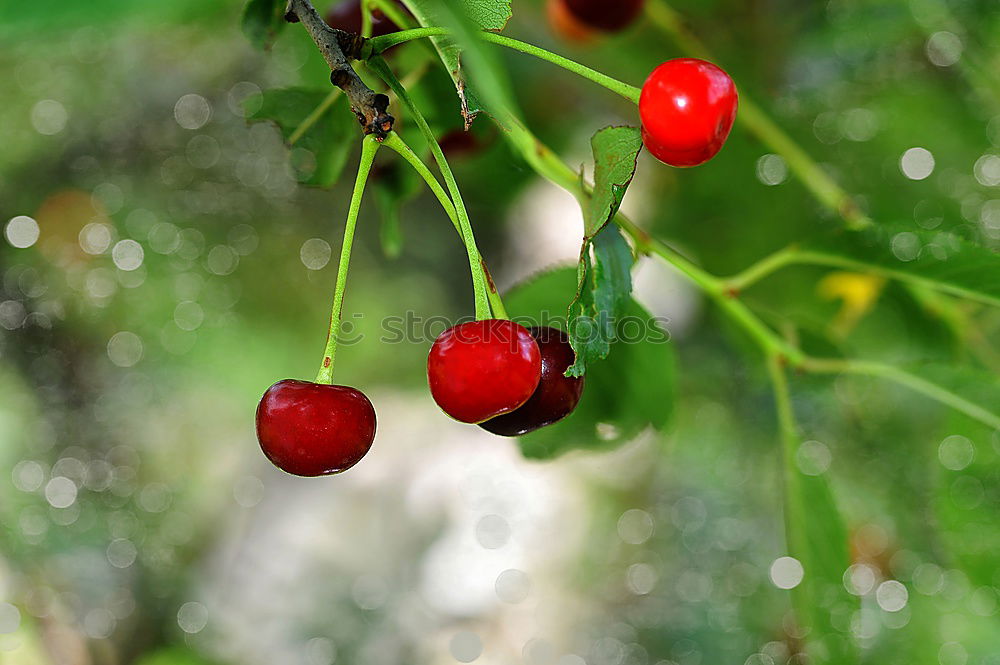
381,131,508,318
802,357,1000,430
367,55,494,320
725,245,1000,309
316,135,380,384
767,354,800,495
482,32,640,103
360,0,373,38
724,245,802,292
366,28,641,103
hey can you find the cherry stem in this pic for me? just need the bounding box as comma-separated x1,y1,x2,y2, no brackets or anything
367,55,494,320
316,134,381,385
360,0,373,38
365,28,641,104
381,131,508,318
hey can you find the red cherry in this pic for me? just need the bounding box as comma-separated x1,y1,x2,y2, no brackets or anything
256,379,376,477
560,0,645,32
639,58,738,167
427,319,542,424
479,327,584,437
325,0,403,38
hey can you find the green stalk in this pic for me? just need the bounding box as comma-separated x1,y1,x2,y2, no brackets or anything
316,135,380,384
367,55,494,320
801,357,1000,430
381,131,508,318
366,28,641,103
725,246,1000,308
360,0,373,38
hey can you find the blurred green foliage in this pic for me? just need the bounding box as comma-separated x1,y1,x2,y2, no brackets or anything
1,0,1000,663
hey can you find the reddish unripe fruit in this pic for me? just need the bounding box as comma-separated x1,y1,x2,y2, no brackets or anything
639,58,738,167
427,319,542,424
325,0,401,37
546,0,598,43
479,327,584,437
256,379,376,477
561,0,645,32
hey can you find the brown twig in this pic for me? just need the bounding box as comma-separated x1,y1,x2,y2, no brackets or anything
284,0,393,136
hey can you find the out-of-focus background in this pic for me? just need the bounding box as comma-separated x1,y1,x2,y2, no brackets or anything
2,0,1000,663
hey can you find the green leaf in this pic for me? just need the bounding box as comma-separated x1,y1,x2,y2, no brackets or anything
246,88,356,188
567,226,635,375
399,0,515,126
565,126,642,375
804,224,1000,308
372,162,422,259
241,0,287,51
585,126,643,238
503,268,675,458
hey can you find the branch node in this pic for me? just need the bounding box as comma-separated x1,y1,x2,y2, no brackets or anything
285,0,393,137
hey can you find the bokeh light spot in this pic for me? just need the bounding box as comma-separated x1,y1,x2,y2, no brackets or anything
449,631,483,663
176,601,208,634
495,569,531,604
5,216,39,249
900,147,935,180
475,514,510,549
939,435,974,471
770,556,804,589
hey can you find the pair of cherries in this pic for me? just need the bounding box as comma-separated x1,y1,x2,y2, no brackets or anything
255,321,584,477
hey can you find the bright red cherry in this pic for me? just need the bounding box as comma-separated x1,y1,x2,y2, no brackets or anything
479,327,584,437
256,379,376,477
427,319,542,424
561,0,645,32
639,58,738,167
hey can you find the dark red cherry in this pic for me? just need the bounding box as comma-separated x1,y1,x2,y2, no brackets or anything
560,0,645,33
325,0,402,37
479,327,584,437
256,379,376,477
427,319,542,424
438,129,482,158
639,58,738,167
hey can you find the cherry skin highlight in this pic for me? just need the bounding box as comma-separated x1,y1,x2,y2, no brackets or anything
639,58,738,167
427,319,542,424
256,379,376,477
479,327,584,437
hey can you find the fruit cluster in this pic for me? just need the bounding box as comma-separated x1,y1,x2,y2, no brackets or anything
254,0,738,478
256,320,584,477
